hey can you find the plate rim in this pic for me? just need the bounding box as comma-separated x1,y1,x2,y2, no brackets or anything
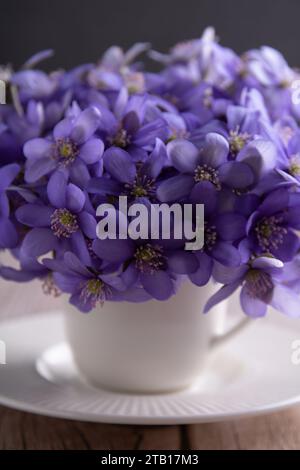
0,391,300,425
0,311,300,425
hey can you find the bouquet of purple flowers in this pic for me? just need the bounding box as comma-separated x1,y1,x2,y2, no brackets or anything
1,27,300,317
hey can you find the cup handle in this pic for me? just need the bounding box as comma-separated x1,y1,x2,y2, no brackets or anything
211,315,251,348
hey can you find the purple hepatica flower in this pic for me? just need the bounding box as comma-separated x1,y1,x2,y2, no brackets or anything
11,68,59,103
87,43,150,93
44,251,126,312
194,99,279,178
243,47,297,121
273,115,299,147
157,133,254,202
187,210,245,288
224,102,264,157
96,89,168,162
247,188,300,262
276,131,300,186
88,138,166,203
5,99,45,143
92,236,182,301
244,46,295,88
23,106,103,185
0,100,45,164
16,171,97,266
0,163,20,249
150,27,241,89
216,87,282,144
206,256,300,318
147,67,227,128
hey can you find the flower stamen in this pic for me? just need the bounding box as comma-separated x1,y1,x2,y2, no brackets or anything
80,278,111,307
134,244,165,274
194,164,221,189
124,174,156,199
245,269,273,300
204,224,217,251
51,208,79,238
229,129,251,156
110,128,131,148
42,274,61,297
289,155,300,177
255,215,288,252
54,138,79,166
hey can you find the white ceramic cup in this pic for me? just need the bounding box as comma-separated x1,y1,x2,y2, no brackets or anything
64,280,245,393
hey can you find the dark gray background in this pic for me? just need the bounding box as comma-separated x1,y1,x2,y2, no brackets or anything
1,0,299,70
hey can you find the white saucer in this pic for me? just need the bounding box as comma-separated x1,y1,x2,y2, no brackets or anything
0,311,300,425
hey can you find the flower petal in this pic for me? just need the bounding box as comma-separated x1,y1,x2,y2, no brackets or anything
61,251,90,276
200,132,229,167
167,139,199,173
218,162,254,189
259,188,289,215
0,194,9,217
237,139,277,177
134,119,168,149
167,250,199,274
121,263,139,287
23,49,54,68
0,164,20,191
66,184,85,213
53,118,73,140
69,160,91,188
70,106,101,144
87,177,122,195
189,181,217,215
188,252,213,286
215,213,246,241
25,157,56,183
103,147,136,183
119,286,152,302
23,138,52,160
240,285,267,317
20,228,58,258
142,138,167,179
212,242,241,267
157,174,194,202
0,217,18,249
92,238,135,263
140,270,174,300
204,281,240,313
79,211,97,239
212,262,247,284
271,230,300,262
252,256,284,270
0,266,37,282
66,240,91,272
79,138,104,164
16,204,53,227
47,171,67,208
53,273,81,294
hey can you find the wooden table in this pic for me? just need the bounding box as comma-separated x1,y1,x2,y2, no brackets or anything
1,272,300,450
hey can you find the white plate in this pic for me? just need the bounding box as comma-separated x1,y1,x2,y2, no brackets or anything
0,311,300,425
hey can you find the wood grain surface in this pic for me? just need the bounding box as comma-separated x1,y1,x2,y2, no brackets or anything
0,256,299,450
